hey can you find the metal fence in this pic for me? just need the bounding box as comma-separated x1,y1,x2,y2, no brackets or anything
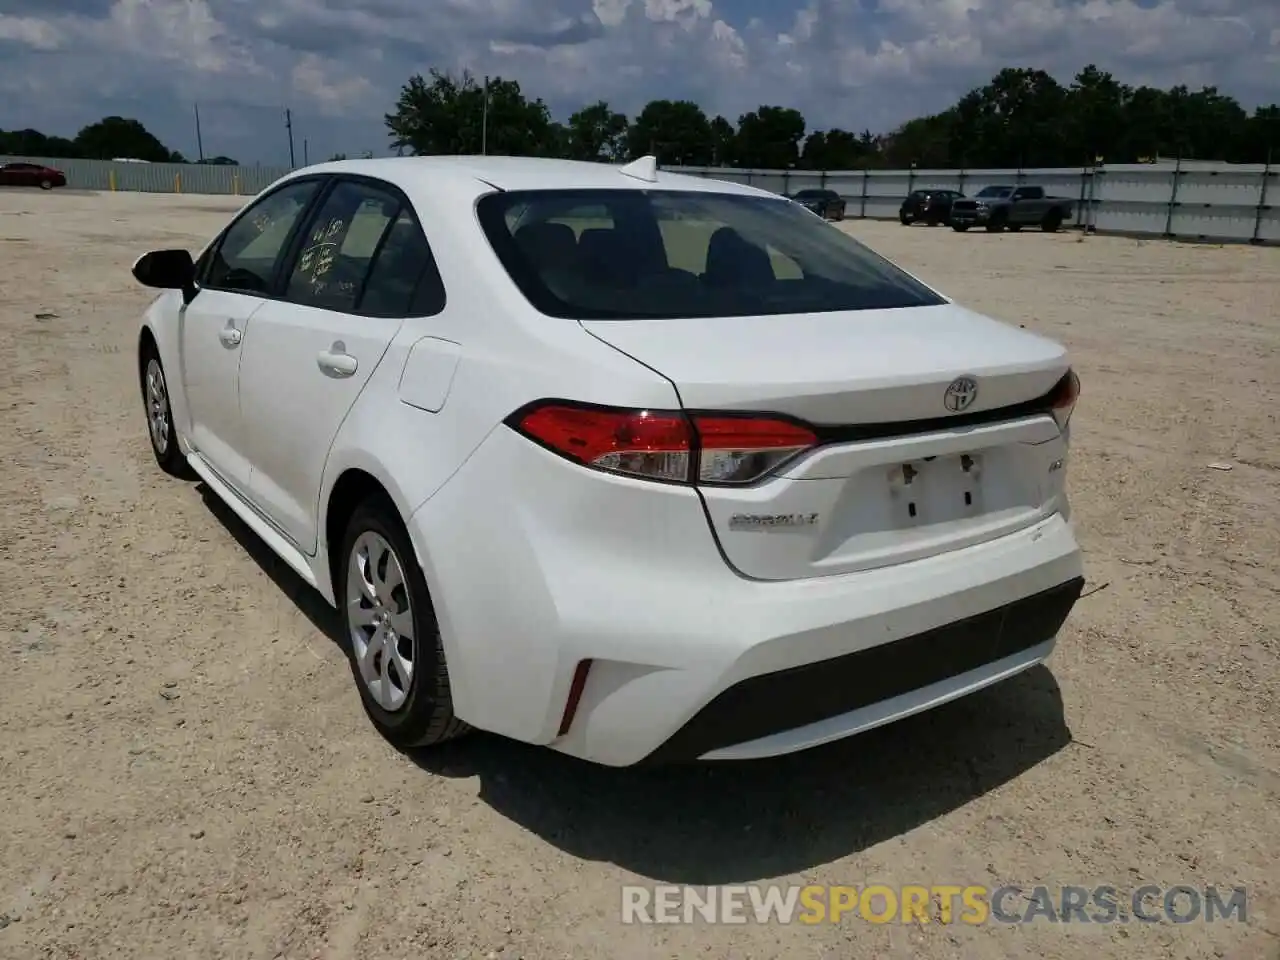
672,161,1279,244
0,155,292,196
4,154,1276,244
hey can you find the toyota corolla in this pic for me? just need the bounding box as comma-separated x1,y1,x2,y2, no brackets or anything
132,155,1084,767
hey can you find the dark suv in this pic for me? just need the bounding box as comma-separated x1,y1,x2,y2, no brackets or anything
788,189,846,221
899,189,963,226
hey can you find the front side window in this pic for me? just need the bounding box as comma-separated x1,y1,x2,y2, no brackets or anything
976,186,1013,199
205,179,321,294
477,189,944,320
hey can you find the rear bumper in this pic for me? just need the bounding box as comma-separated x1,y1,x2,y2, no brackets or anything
643,576,1081,763
411,427,1084,767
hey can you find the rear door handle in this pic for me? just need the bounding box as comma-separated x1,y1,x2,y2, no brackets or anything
317,344,358,378
218,324,242,347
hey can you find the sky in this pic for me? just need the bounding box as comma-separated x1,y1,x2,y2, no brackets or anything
0,0,1276,166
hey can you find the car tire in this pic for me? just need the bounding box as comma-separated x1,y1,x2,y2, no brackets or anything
139,342,194,478
1007,224,1023,232
1041,209,1063,232
899,213,912,225
338,495,470,751
985,214,1006,233
952,224,970,232
39,179,52,190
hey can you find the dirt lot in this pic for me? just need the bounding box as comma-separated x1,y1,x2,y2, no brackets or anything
1,189,1278,960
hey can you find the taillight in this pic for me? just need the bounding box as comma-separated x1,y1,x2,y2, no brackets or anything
513,403,692,483
507,402,818,485
692,415,817,483
1047,369,1080,431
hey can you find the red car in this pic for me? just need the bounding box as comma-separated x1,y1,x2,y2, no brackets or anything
0,162,67,189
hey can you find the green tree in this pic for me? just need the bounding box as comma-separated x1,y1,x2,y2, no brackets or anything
709,115,736,166
627,100,714,165
734,105,806,169
385,69,558,156
73,116,181,162
565,101,629,161
801,128,880,169
0,128,81,158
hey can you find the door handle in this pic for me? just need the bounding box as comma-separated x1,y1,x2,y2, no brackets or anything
317,345,358,378
218,325,242,347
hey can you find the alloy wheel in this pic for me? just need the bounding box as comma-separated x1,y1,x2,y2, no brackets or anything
346,531,416,713
144,357,170,455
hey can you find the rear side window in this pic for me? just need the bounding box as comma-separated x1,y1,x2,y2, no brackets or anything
282,179,446,317
477,189,944,320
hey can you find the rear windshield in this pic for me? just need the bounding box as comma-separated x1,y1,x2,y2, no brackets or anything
475,189,945,320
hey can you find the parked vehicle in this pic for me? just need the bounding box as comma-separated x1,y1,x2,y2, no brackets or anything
0,162,66,189
899,189,964,226
949,185,1074,233
788,188,846,221
130,154,1083,768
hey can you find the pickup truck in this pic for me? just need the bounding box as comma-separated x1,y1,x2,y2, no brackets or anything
948,185,1074,233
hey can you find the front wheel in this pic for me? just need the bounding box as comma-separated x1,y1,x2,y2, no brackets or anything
1007,224,1023,232
899,213,912,225
339,497,470,751
139,344,193,477
39,179,52,190
952,224,970,232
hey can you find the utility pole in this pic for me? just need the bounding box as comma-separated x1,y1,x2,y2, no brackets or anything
285,108,296,168
303,138,309,166
193,103,204,163
481,75,489,156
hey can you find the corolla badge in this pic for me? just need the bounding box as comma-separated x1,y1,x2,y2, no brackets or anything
729,513,819,531
944,376,978,412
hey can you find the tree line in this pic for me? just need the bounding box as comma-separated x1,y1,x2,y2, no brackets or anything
385,65,1277,168
5,64,1277,171
0,116,236,165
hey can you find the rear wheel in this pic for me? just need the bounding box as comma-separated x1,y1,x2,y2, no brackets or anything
952,224,970,232
1007,224,1023,232
339,497,469,751
1041,209,1063,232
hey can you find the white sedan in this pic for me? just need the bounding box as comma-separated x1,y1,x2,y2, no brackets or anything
132,155,1084,767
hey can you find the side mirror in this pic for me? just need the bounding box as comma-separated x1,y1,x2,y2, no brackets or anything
133,249,196,301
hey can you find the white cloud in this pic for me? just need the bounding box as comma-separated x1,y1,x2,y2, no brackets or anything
0,0,1275,164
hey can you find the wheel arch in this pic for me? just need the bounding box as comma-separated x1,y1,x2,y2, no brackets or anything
320,459,424,605
138,324,158,372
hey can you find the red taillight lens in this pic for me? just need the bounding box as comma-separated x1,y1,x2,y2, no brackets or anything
508,403,818,485
693,416,818,483
513,403,694,483
1047,369,1080,431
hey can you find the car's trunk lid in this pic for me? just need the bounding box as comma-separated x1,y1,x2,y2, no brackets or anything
581,303,1072,580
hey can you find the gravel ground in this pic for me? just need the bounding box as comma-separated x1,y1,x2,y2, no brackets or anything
1,190,1277,960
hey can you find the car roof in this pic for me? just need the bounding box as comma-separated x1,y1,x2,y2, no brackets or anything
281,155,777,201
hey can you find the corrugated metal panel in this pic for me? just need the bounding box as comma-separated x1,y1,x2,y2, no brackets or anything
2,155,1273,243
0,155,293,195
668,162,1274,244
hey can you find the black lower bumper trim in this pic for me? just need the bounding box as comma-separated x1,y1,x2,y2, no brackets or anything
642,576,1084,764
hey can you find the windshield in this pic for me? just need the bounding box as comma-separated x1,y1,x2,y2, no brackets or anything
976,186,1013,198
476,189,944,320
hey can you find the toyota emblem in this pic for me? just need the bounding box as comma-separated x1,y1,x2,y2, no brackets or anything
944,376,978,412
